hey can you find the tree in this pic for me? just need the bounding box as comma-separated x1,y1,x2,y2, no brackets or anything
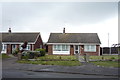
20,41,28,53
112,43,120,55
18,41,28,60
112,43,120,47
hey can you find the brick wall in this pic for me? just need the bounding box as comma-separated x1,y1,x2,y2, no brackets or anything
34,35,43,50
7,44,12,54
80,45,100,56
30,44,35,51
48,45,52,55
70,45,74,55
47,44,100,56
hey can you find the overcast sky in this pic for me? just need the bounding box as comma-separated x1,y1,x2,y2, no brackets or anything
0,1,118,47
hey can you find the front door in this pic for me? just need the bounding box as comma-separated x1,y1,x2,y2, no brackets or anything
12,44,17,53
74,45,80,54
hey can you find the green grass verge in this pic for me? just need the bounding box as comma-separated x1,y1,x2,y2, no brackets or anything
89,55,119,60
91,61,120,68
17,60,81,66
37,55,77,60
18,55,119,67
0,54,10,59
37,55,119,60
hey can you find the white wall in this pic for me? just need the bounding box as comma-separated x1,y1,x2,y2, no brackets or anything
53,45,70,55
53,51,70,55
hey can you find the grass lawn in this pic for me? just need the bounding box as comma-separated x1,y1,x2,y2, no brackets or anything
0,54,11,59
17,60,81,66
90,61,120,68
18,55,119,67
37,55,77,61
89,55,119,60
18,55,81,66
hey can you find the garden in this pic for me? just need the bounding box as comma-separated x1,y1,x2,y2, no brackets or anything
16,49,81,66
0,54,11,59
13,48,119,67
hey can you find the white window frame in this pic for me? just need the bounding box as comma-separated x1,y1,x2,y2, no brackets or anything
32,45,34,51
19,44,22,50
53,45,69,51
26,44,31,50
12,44,17,51
84,45,96,52
62,45,69,51
2,44,7,51
53,44,70,54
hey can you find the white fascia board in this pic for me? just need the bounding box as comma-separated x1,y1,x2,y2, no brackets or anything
81,43,101,45
34,33,40,44
2,42,34,44
47,43,79,45
47,43,100,45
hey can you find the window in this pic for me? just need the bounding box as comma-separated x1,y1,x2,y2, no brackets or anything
12,45,17,51
12,45,16,49
53,45,69,51
2,44,7,51
19,44,22,50
40,45,42,49
84,45,96,52
26,45,31,50
75,45,78,50
62,45,68,51
53,45,61,51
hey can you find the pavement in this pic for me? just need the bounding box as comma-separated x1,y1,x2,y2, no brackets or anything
2,57,119,77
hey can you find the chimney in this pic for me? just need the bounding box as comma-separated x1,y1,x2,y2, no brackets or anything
63,28,65,33
8,28,11,33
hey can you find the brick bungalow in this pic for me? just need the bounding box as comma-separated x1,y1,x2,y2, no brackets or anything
1,28,43,54
47,28,101,56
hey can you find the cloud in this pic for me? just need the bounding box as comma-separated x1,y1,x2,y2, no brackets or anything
1,2,118,46
64,16,118,47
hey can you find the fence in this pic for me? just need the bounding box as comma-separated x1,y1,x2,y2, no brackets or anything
100,47,119,55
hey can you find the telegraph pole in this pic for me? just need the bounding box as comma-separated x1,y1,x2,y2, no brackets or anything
108,33,111,54
108,33,109,47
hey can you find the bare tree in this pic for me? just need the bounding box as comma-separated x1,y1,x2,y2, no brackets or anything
20,41,28,53
18,41,28,60
112,43,120,55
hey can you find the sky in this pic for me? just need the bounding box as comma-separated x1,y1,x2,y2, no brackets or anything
0,1,119,47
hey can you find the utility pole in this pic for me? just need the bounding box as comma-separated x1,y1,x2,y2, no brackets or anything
108,33,111,55
108,33,109,47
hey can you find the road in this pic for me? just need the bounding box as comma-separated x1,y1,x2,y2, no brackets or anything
2,69,118,78
1,57,119,79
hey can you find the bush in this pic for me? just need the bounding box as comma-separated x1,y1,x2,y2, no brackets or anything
21,51,29,60
35,49,46,56
110,57,115,60
12,49,19,56
21,51,41,59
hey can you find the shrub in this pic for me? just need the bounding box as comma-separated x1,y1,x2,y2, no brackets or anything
28,52,35,59
110,57,115,60
35,49,46,56
12,49,19,56
21,51,29,60
21,51,41,59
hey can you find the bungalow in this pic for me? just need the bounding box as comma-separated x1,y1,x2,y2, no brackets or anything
1,28,43,54
47,28,101,56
